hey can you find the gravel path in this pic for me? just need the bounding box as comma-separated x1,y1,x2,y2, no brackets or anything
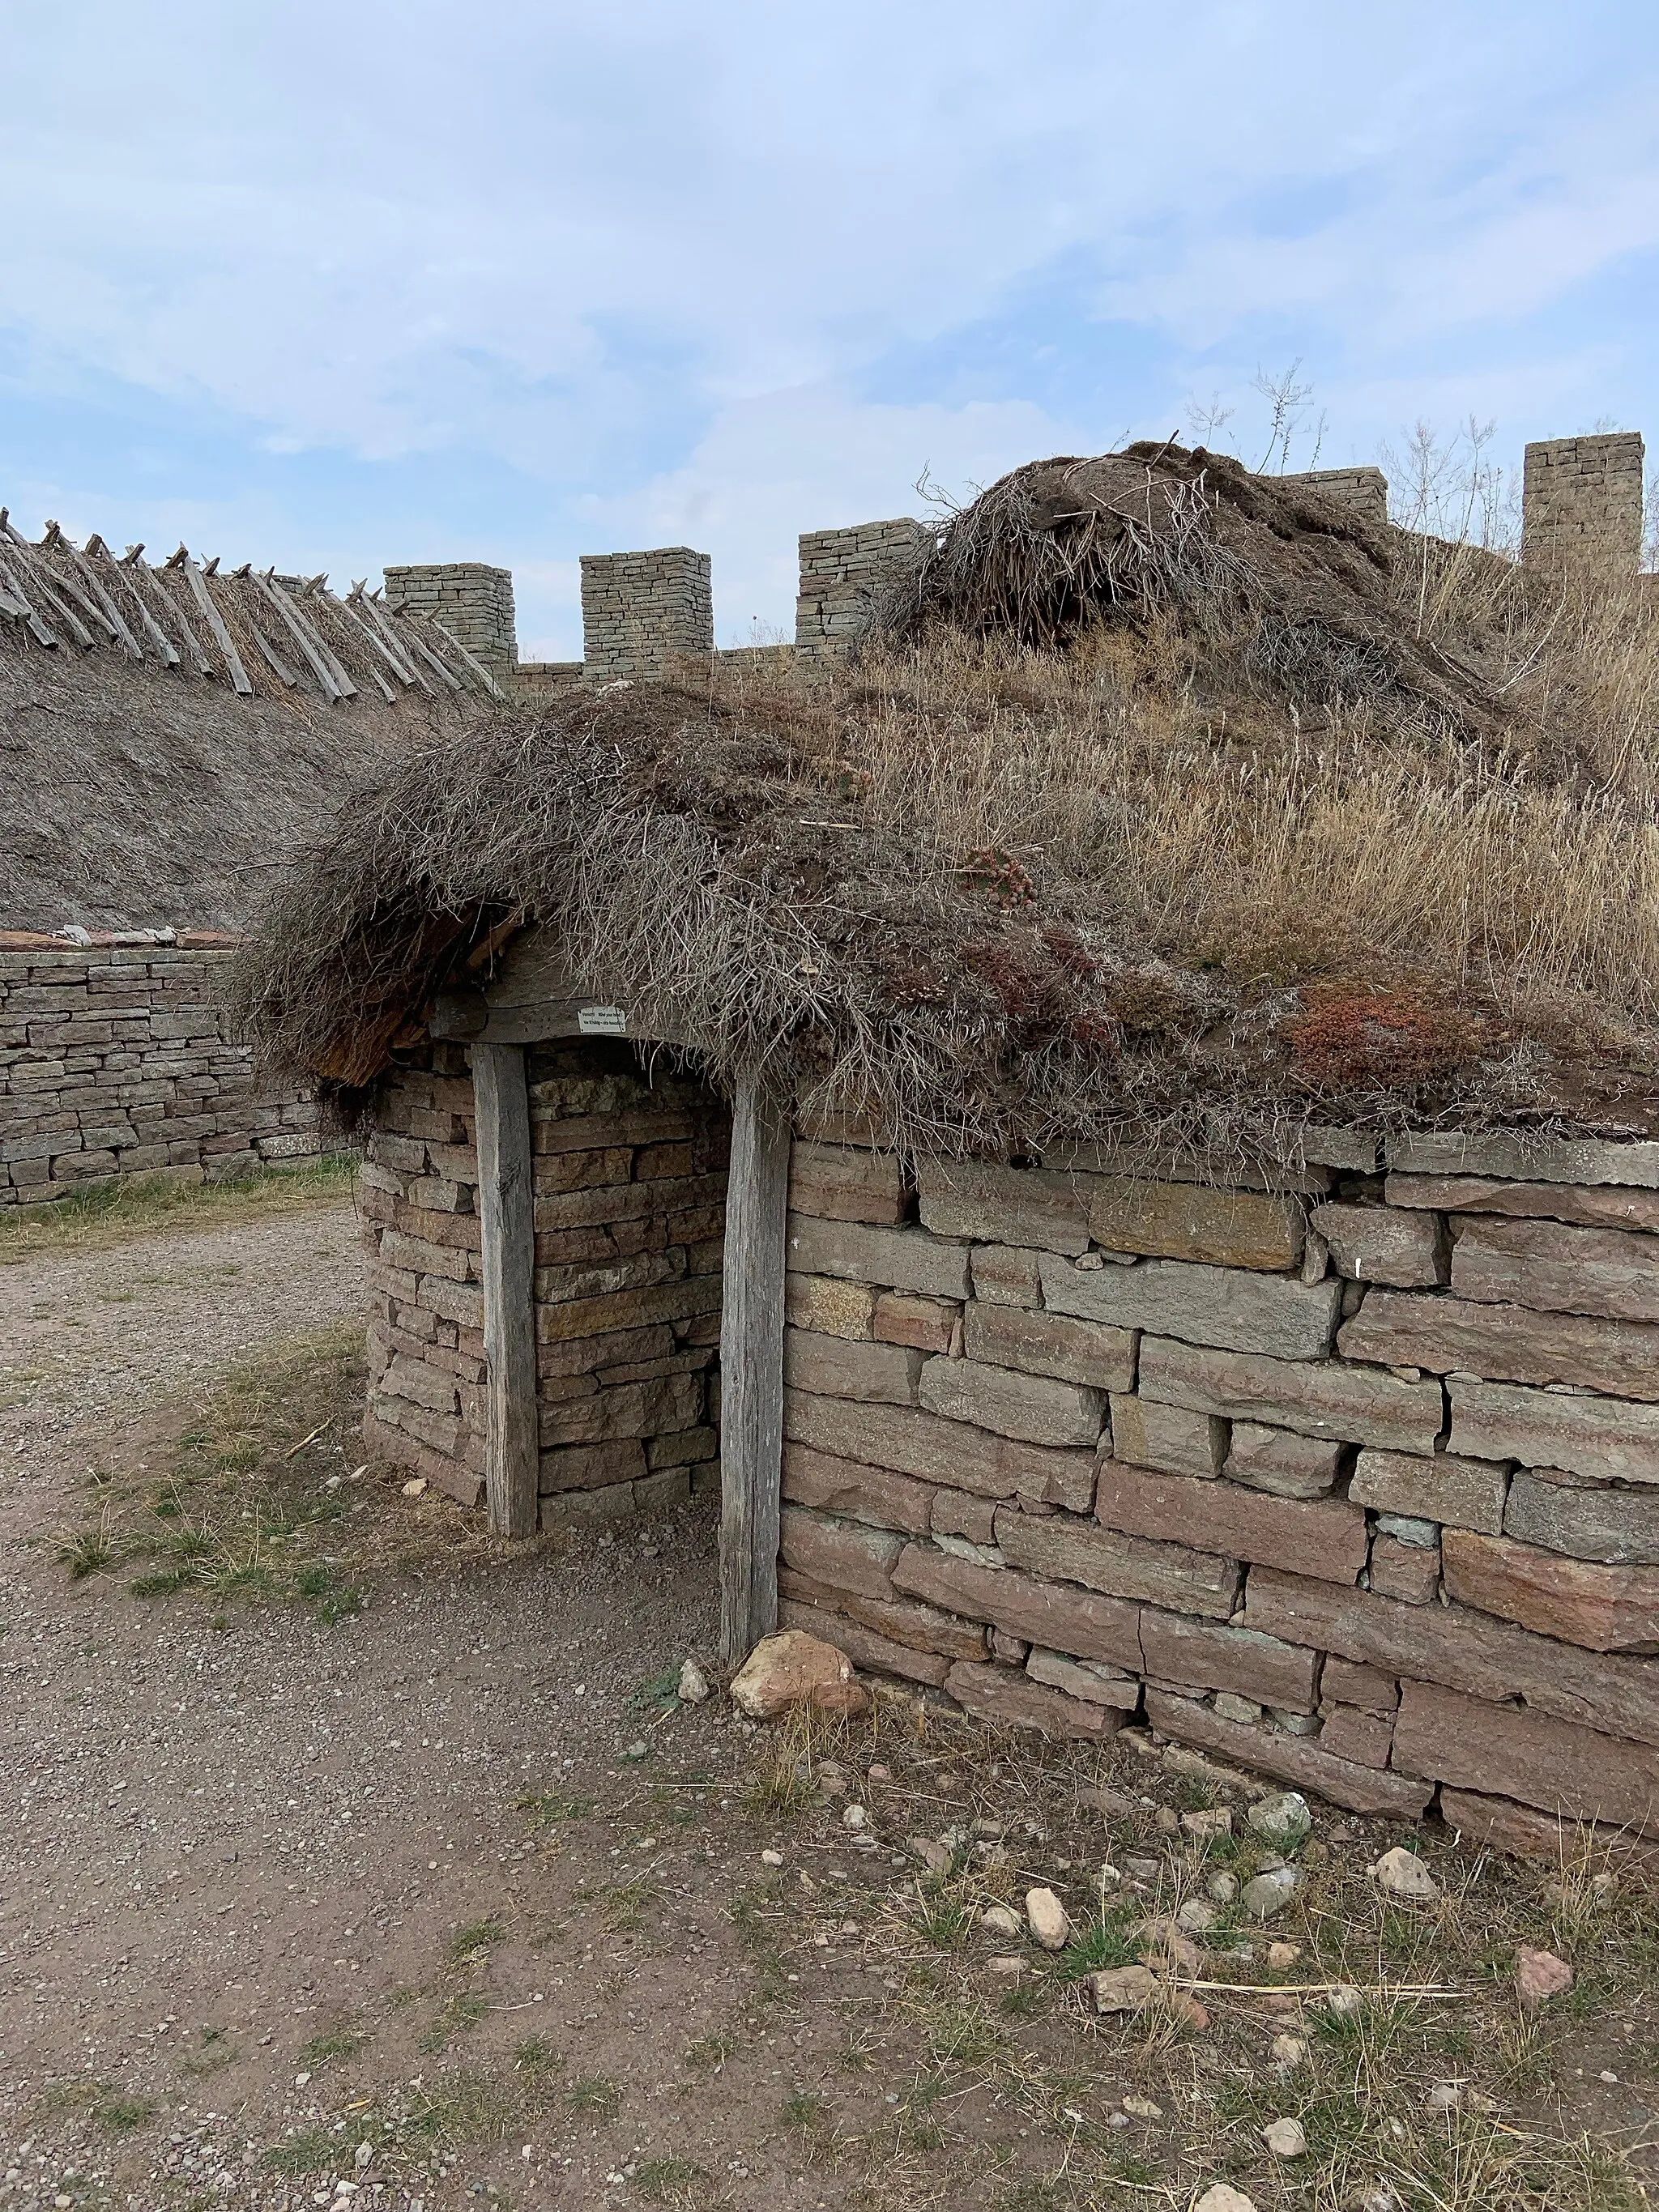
0,1209,368,1456
0,1204,823,2212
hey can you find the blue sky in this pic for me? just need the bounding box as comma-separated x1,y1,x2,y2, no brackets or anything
4,3,1656,657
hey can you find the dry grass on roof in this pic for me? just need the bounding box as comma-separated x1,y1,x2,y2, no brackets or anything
242,457,1659,1164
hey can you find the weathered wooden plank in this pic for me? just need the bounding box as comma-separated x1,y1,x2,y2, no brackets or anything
719,1078,789,1663
0,556,59,647
66,545,143,657
113,556,183,666
430,988,689,1046
339,592,420,687
183,560,254,694
473,1042,539,1539
253,570,343,701
433,616,507,700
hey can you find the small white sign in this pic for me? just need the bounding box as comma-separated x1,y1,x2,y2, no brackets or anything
577,1004,629,1036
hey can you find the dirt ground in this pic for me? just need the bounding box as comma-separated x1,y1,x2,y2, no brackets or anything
1,1196,1654,2212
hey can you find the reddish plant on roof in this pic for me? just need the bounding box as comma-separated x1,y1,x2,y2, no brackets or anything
1286,985,1495,1089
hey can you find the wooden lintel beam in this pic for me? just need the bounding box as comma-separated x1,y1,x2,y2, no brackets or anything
718,1077,790,1665
430,991,687,1047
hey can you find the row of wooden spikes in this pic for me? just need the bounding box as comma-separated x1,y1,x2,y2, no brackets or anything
0,510,504,704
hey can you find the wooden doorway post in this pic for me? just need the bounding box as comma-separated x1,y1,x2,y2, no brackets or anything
719,1076,790,1664
473,1042,539,1537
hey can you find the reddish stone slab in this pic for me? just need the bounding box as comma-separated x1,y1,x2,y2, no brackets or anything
1441,1531,1659,1654
891,1542,1145,1669
1096,1460,1367,1584
1144,1691,1433,1816
1392,1680,1659,1834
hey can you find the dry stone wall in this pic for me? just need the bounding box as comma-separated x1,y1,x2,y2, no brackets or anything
360,1039,727,1521
580,548,714,680
1274,467,1390,528
382,561,518,684
1522,433,1646,571
0,938,322,1205
777,1129,1659,1856
795,519,932,659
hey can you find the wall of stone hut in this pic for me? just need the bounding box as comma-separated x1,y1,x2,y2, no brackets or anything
778,1128,1659,1860
359,1039,728,1521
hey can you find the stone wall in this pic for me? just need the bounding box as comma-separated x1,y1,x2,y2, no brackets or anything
1522,433,1646,572
777,1129,1659,1856
360,1039,727,1520
1275,467,1390,529
580,548,714,681
0,937,322,1206
795,519,932,660
382,561,519,685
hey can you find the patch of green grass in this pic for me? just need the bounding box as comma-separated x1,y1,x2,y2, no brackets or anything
912,1892,976,1951
516,1789,591,1828
567,2073,623,2119
633,2155,707,2201
299,2023,369,2068
262,2127,340,2177
599,1878,662,1936
629,1667,684,1715
778,2090,828,2130
1056,1908,1139,1980
58,1518,117,1580
513,2035,564,2077
419,1991,492,2054
0,1155,358,1258
683,2027,737,2072
93,2089,156,2133
409,2066,523,2146
446,1915,507,1963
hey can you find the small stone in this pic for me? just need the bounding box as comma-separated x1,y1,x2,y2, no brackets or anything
1098,1861,1123,1887
1214,1691,1264,1724
761,1849,784,1868
1372,1845,1439,1903
1125,1856,1162,1881
1269,2031,1307,2071
1120,2092,1162,2118
1025,1886,1072,1951
1182,1805,1234,1839
729,1629,868,1720
1516,1945,1574,2010
1247,1792,1312,1851
1176,1899,1218,1936
1207,1870,1239,1907
1263,2117,1307,2158
294,2070,311,2087
400,1477,427,1497
980,1903,1023,1939
842,1803,868,1831
677,1658,710,1703
1427,2081,1462,2112
1192,2187,1258,2212
354,2143,373,2172
1134,1916,1203,1975
1240,1866,1301,1920
986,1954,1026,1978
1091,1965,1158,2015
868,1762,893,1780
1327,1983,1365,2022
911,1835,952,1875
1266,1941,1303,1971
1154,1805,1182,1834
1168,1991,1210,2030
623,1739,649,1761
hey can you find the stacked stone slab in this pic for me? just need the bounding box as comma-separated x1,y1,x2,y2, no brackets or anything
1274,467,1390,529
0,937,321,1204
1522,433,1645,571
360,1038,728,1519
775,1127,1659,1855
580,548,714,681
795,519,933,660
382,561,519,685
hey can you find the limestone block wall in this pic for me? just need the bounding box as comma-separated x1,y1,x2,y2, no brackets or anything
0,938,322,1206
777,1131,1659,1856
360,1039,728,1521
1522,433,1645,571
382,562,518,683
1275,467,1390,529
580,549,714,680
795,519,932,659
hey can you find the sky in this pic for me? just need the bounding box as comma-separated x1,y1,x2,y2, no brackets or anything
3,3,1657,658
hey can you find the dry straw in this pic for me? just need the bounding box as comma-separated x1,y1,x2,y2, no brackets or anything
241,447,1659,1166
